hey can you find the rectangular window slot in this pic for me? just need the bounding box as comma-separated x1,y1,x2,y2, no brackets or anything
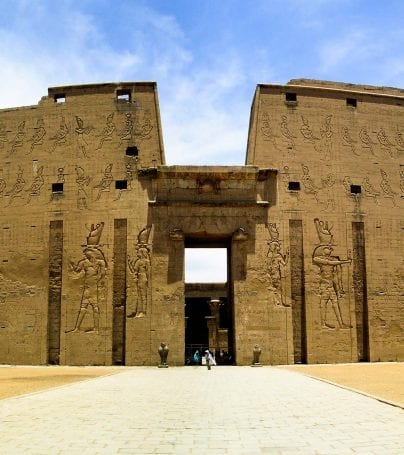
126,146,138,157
350,184,361,194
52,183,64,193
115,180,128,190
288,181,301,191
346,98,357,108
54,94,66,103
3,226,9,229
285,92,297,103
2,259,8,262
116,89,131,102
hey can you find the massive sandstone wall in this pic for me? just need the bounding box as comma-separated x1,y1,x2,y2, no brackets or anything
0,83,164,365
246,80,403,362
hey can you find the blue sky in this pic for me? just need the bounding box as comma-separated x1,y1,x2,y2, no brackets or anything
1,0,403,167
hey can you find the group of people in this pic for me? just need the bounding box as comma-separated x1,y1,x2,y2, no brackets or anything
193,350,216,370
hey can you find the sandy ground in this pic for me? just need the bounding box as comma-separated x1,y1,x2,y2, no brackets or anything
0,363,402,406
0,366,120,400
281,362,404,406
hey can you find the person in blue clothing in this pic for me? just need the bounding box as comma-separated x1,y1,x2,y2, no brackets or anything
193,350,200,364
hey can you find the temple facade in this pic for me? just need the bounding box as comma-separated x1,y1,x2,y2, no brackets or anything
0,79,402,365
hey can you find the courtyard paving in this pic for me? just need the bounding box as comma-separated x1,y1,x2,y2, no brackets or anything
0,366,403,454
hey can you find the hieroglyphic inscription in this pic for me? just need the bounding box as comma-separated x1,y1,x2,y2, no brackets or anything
289,219,306,363
112,219,127,365
352,221,369,361
47,220,63,364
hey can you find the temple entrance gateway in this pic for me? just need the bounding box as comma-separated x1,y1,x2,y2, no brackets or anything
184,242,234,365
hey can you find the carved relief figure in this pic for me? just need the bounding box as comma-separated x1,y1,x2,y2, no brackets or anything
9,121,26,154
96,113,116,150
0,122,9,148
320,173,336,212
119,112,134,142
265,223,289,307
320,115,333,160
359,127,376,155
26,165,44,197
135,109,153,139
362,176,380,204
400,168,404,196
50,116,69,153
57,167,65,183
28,119,46,153
379,169,397,206
128,226,152,318
395,127,404,151
341,127,359,156
5,166,25,205
75,165,91,209
86,222,104,245
260,112,279,150
0,178,6,196
312,219,351,329
94,163,113,201
300,116,319,151
280,115,295,151
301,164,319,202
67,224,107,333
376,127,394,158
75,116,92,157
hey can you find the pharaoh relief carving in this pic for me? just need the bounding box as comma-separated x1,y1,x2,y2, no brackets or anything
312,219,352,330
94,163,113,201
75,165,91,210
128,225,152,318
66,222,107,333
265,223,290,307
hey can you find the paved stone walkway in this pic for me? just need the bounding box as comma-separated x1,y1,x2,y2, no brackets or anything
0,366,403,454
